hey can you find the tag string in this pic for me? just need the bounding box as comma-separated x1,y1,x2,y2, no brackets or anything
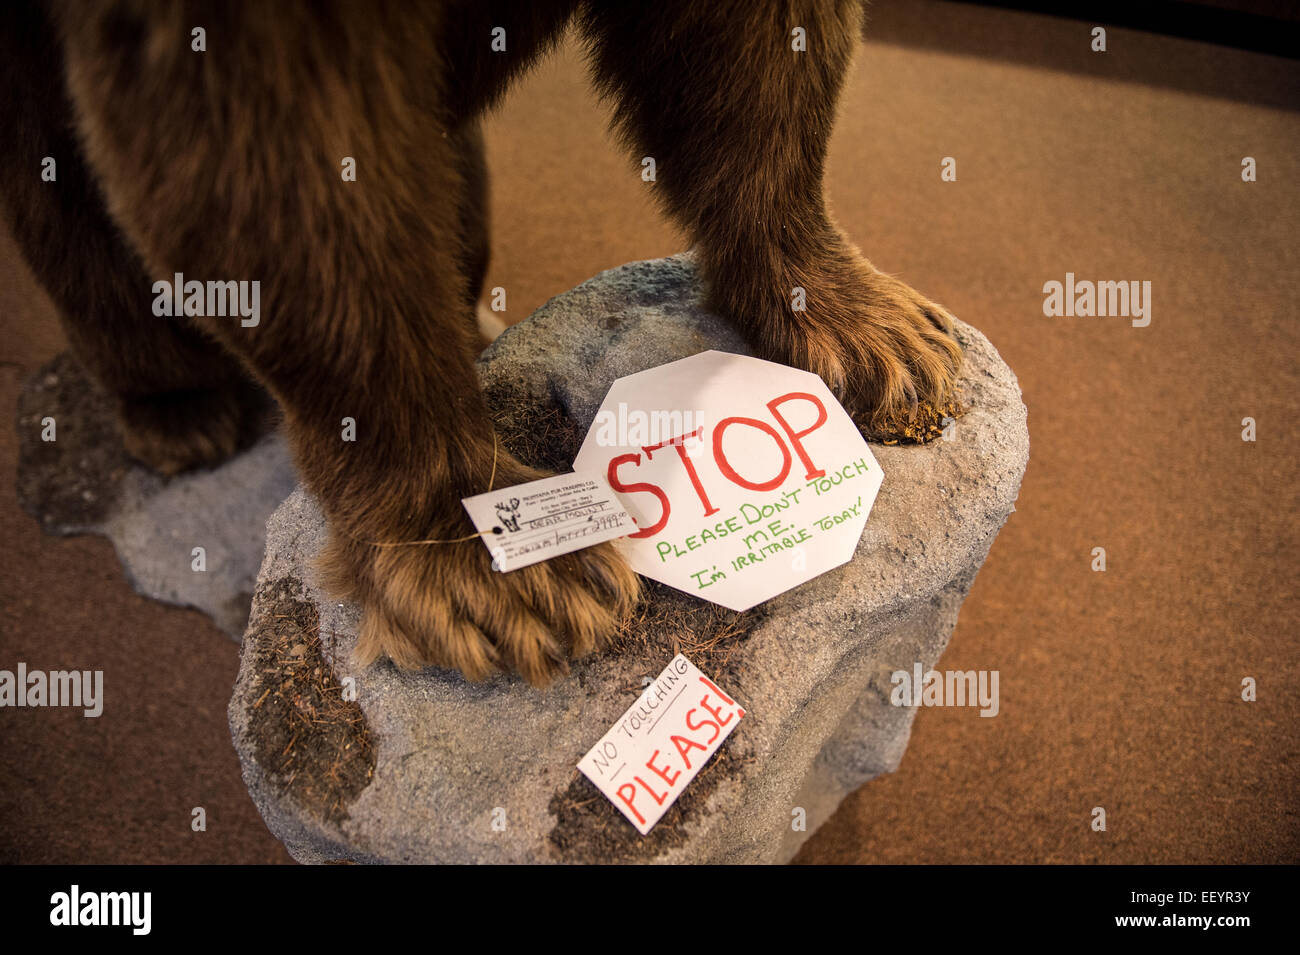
348,431,500,548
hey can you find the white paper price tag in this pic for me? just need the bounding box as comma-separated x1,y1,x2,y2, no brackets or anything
461,471,635,572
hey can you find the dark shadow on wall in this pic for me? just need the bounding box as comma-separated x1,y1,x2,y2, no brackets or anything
863,0,1300,111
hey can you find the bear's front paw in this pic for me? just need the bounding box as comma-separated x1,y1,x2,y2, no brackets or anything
753,253,964,440
325,505,641,687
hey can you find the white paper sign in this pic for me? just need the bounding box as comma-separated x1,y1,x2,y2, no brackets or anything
573,350,884,610
578,654,745,834
461,471,635,572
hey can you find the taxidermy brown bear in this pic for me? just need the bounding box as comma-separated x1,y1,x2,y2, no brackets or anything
0,1,961,685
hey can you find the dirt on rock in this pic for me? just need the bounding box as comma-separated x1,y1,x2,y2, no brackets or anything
244,578,375,825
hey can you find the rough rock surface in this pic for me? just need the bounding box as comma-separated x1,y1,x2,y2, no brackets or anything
229,254,1029,863
16,353,296,638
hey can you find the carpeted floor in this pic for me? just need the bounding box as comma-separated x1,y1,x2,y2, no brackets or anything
1,0,1296,864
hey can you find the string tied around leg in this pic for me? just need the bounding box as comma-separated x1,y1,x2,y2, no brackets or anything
347,431,500,548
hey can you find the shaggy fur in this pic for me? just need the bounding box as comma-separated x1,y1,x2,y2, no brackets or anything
1,0,960,685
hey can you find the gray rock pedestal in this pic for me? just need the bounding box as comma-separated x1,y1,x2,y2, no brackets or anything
16,354,296,638
228,255,1029,864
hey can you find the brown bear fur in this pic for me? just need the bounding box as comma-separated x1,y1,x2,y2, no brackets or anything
0,0,960,685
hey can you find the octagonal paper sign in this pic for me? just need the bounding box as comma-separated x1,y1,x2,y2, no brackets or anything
573,350,884,611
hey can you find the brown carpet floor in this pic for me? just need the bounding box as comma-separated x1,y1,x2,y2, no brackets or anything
1,0,1296,864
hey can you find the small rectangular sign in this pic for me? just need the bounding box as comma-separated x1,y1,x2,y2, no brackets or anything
461,471,635,572
578,655,745,834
